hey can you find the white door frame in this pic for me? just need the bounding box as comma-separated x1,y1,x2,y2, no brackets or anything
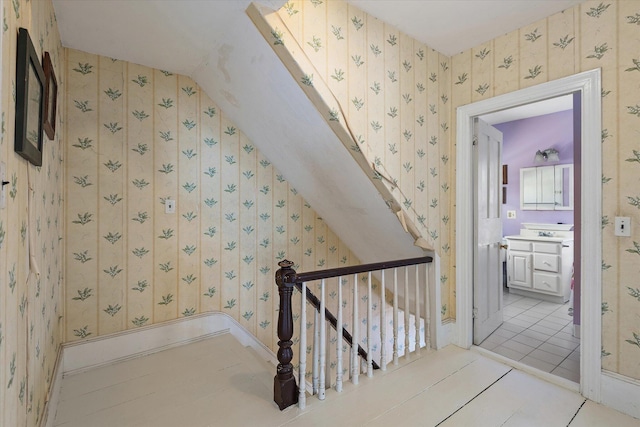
455,69,602,401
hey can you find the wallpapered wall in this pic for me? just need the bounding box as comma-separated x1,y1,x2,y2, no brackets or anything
63,48,373,377
275,0,640,380
276,0,454,319
448,0,640,380
0,1,65,426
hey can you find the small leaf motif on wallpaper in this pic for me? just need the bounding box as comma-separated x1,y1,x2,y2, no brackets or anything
103,265,123,278
626,150,640,163
243,170,254,180
104,88,122,100
159,228,174,239
132,211,149,223
625,59,640,72
183,211,197,222
224,183,236,193
74,100,92,112
182,119,196,130
587,43,609,60
224,299,237,309
430,167,438,177
290,236,300,245
72,212,93,225
203,258,218,267
243,255,254,265
307,36,322,52
182,308,196,317
242,311,254,321
402,60,412,72
272,28,285,46
182,274,196,285
225,213,236,222
182,149,197,159
416,82,425,93
275,226,285,234
225,155,236,165
225,241,237,251
331,25,344,41
626,332,640,349
73,326,92,338
203,106,216,117
429,72,437,82
329,109,339,121
524,28,542,42
225,270,236,280
132,316,149,327
204,287,217,297
204,167,217,177
159,262,173,273
8,265,16,293
403,199,412,209
351,15,363,30
387,34,397,46
224,126,237,136
627,105,640,117
73,175,92,187
403,93,412,104
628,287,640,301
498,55,514,69
182,182,196,193
260,237,270,248
132,110,149,121
553,35,575,50
586,2,610,18
73,250,92,264
352,97,364,111
628,13,640,25
475,48,491,60
301,74,314,86
524,65,543,79
183,245,196,256
104,160,122,172
73,62,93,75
132,247,149,258
387,70,397,82
370,81,381,95
455,72,468,85
73,137,93,150
602,260,612,270
260,159,271,168
132,178,150,189
158,98,174,108
417,181,425,192
628,196,640,208
260,266,271,275
72,287,94,303
403,162,413,173
403,129,412,141
371,121,382,132
132,143,149,155
476,83,490,95
242,281,254,290
159,130,173,142
441,94,448,104
132,75,149,87
204,198,217,207
351,54,364,67
158,294,174,305
417,148,425,159
243,200,254,209
103,232,122,244
290,213,300,222
104,304,121,317
204,226,217,238
104,122,123,133
104,194,123,205
602,216,610,229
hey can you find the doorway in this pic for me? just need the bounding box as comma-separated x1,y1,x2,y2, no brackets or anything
455,70,602,400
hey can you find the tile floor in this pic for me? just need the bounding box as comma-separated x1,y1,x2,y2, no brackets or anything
479,290,580,382
52,333,640,426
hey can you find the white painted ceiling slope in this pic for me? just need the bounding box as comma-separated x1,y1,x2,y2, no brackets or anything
52,0,584,263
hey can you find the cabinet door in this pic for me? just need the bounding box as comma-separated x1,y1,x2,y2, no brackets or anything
536,166,555,209
508,251,532,288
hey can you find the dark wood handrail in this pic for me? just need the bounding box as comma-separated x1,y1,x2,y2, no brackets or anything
294,282,380,370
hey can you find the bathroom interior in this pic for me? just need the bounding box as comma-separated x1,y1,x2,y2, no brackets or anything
478,94,580,383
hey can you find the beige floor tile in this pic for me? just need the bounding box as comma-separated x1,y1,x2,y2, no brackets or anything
570,400,640,426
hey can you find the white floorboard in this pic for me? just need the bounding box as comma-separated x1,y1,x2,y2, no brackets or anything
54,333,640,427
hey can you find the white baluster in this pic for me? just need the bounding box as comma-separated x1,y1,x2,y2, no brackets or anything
393,268,399,365
336,276,343,392
380,269,387,371
351,273,359,385
312,302,319,395
299,282,306,409
367,271,373,378
404,266,410,359
425,262,431,350
319,279,326,400
415,264,421,356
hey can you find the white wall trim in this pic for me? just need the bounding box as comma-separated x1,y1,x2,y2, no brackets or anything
41,347,64,427
601,370,640,419
455,69,602,401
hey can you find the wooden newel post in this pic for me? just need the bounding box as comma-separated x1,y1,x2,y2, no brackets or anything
274,259,299,410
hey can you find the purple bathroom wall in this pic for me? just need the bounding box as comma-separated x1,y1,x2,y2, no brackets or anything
495,109,575,238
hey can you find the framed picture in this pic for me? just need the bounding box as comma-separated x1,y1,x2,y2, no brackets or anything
42,51,57,140
15,27,45,167
502,164,508,185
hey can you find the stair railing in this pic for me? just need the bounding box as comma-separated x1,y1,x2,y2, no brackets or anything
274,255,433,410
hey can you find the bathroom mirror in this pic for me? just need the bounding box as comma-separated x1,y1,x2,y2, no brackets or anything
520,164,573,210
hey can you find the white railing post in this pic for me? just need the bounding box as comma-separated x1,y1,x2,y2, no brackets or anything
351,273,359,385
367,271,373,378
425,262,431,350
336,276,343,392
299,281,307,409
319,279,326,400
380,269,387,370
415,264,421,356
393,268,399,365
404,267,410,359
312,303,319,395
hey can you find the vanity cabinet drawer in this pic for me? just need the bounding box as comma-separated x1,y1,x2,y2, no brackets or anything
534,253,559,273
533,242,561,254
533,272,561,294
509,240,533,252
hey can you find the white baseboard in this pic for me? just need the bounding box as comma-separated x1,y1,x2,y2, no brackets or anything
42,312,277,426
601,370,640,419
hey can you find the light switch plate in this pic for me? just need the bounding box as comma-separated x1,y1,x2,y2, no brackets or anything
614,216,631,237
165,199,176,214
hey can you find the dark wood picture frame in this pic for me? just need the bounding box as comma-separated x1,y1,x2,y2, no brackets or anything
502,186,507,204
15,27,45,166
42,51,57,140
502,164,508,185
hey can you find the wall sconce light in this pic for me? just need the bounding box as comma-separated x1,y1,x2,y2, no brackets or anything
534,148,560,162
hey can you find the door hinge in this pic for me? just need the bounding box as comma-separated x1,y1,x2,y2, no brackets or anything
472,307,478,319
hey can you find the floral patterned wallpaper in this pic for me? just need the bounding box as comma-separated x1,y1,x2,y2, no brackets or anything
271,0,640,380
62,49,372,380
0,0,65,425
273,0,454,319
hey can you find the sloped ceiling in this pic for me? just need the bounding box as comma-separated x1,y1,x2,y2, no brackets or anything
52,0,585,262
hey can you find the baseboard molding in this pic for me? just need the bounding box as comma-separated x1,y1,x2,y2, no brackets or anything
601,370,640,419
42,312,277,426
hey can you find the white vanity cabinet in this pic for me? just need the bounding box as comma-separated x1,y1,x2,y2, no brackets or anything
505,236,574,303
